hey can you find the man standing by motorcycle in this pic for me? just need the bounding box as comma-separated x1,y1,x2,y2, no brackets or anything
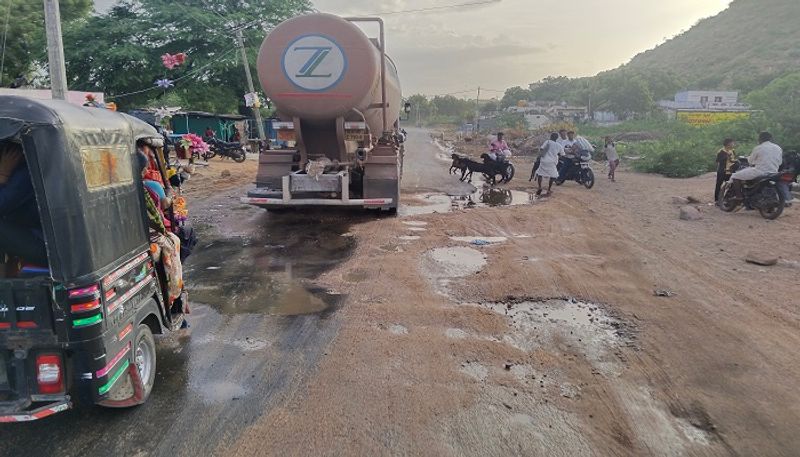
714,139,737,202
730,132,783,200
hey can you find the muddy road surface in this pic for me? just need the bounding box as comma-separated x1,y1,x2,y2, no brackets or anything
5,128,800,456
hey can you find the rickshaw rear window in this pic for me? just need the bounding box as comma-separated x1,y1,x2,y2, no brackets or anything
80,145,133,191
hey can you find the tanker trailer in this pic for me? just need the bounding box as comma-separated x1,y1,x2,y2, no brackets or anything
242,13,405,212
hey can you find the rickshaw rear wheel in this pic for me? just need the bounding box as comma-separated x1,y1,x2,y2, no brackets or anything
134,324,157,401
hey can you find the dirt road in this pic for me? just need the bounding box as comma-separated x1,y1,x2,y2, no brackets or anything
5,130,800,456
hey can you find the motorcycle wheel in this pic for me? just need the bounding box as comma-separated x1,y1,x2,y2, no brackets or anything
758,186,785,220
233,149,246,163
203,150,216,160
717,185,739,212
582,169,595,189
504,164,515,183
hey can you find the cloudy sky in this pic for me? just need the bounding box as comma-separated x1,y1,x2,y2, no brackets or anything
94,0,733,96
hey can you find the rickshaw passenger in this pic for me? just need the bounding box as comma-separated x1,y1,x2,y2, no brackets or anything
0,141,47,268
137,152,183,304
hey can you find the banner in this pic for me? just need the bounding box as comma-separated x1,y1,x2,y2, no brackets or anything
677,111,750,126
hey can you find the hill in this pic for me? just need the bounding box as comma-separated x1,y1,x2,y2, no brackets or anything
623,0,800,93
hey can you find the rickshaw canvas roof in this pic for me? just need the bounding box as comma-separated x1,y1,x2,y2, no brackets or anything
0,95,158,283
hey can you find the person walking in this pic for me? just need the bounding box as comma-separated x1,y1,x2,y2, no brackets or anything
535,132,564,196
604,136,619,182
714,138,736,201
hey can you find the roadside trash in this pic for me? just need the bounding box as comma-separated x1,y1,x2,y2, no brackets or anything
471,239,491,246
654,289,675,297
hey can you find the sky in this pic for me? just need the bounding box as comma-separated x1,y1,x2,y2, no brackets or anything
94,0,734,97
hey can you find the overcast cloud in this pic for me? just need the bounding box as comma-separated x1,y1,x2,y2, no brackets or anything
94,0,733,96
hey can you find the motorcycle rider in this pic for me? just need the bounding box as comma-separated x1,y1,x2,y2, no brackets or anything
730,132,783,200
488,132,511,161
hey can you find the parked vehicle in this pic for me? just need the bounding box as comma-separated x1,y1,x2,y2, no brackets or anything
205,138,246,163
0,96,188,422
718,158,789,219
556,151,595,189
242,13,404,212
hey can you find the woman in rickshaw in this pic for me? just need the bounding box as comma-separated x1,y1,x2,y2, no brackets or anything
136,141,188,319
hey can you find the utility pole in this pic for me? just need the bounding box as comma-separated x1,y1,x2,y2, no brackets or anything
475,86,481,133
236,29,266,140
43,0,68,100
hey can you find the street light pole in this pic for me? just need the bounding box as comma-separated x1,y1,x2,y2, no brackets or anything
236,29,266,140
43,0,68,100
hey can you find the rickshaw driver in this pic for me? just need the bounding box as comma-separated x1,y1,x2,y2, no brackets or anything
0,141,47,269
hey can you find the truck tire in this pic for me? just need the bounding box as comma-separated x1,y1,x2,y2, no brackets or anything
134,324,157,402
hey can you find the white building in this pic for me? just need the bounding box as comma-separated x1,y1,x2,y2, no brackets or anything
675,90,739,106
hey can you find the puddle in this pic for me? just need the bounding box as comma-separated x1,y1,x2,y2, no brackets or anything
452,187,534,208
450,236,508,244
400,185,535,217
185,215,356,316
399,194,455,216
399,235,421,241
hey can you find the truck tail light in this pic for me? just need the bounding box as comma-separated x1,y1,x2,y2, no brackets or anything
36,354,64,394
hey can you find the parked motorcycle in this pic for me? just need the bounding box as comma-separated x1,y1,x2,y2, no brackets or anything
718,158,790,220
204,138,247,163
556,151,595,189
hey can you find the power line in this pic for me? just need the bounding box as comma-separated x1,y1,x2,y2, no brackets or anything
366,0,502,16
106,46,238,100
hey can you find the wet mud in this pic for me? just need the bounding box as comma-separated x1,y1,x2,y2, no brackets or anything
185,213,358,316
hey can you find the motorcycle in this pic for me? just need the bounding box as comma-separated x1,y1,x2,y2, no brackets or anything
204,137,247,163
556,151,595,189
718,159,790,220
483,150,515,184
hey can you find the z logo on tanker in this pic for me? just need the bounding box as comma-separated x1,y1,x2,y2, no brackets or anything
282,35,348,92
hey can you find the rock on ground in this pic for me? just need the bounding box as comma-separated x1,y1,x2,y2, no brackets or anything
679,206,703,221
745,252,779,266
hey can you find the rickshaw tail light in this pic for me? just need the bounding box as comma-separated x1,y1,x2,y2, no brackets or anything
36,354,64,394
71,300,101,314
68,284,100,299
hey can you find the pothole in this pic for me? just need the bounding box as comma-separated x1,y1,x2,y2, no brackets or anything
425,247,487,278
475,299,634,376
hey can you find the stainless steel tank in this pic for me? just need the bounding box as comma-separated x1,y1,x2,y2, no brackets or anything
257,13,402,135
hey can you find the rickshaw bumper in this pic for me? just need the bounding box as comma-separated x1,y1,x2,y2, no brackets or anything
0,397,71,422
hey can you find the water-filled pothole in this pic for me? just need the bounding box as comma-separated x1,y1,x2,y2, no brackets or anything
185,215,356,316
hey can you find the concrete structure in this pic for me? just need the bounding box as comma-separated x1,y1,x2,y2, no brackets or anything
657,90,754,125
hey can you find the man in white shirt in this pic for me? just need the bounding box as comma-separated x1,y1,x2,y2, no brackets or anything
556,129,571,148
731,131,783,199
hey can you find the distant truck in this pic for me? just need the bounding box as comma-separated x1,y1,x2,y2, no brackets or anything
241,13,405,212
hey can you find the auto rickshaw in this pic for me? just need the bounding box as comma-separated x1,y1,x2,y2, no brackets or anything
0,96,188,422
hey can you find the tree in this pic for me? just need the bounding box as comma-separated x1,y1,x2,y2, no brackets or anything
61,0,312,112
0,0,91,86
500,86,531,108
405,93,431,123
747,72,800,147
480,99,499,113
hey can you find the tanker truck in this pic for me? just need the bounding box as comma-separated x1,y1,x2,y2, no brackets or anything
241,13,405,212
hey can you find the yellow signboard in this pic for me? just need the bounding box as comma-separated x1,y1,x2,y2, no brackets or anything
677,111,750,126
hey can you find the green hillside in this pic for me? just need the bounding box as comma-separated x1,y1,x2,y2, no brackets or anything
624,0,800,93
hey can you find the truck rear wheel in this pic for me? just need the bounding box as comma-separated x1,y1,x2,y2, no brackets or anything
134,324,157,402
